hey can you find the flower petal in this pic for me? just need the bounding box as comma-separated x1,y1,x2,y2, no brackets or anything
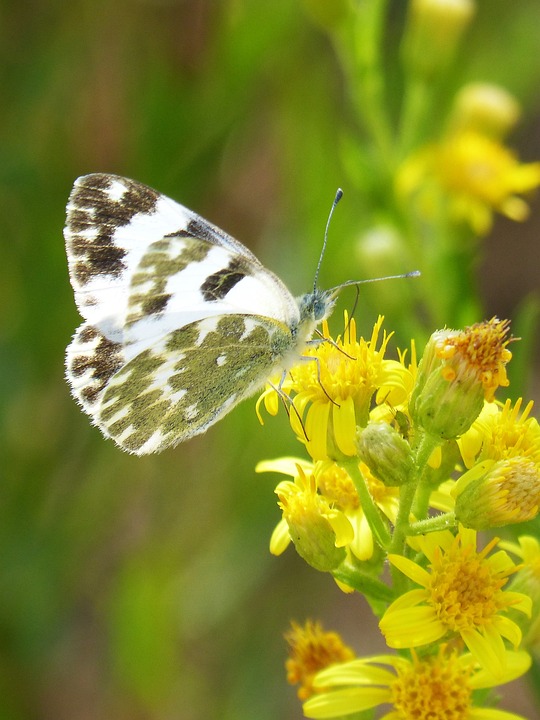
491,615,522,648
333,395,358,456
255,457,313,476
387,554,431,586
314,659,396,687
380,606,445,647
303,687,391,718
269,518,291,555
306,402,331,460
460,626,506,680
470,650,531,689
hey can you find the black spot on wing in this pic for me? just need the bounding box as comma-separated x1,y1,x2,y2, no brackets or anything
182,217,219,242
200,257,249,301
140,293,172,316
67,174,159,285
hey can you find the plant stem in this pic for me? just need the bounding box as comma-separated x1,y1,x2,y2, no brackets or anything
341,460,391,549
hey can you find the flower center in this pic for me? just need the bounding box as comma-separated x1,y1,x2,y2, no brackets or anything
428,539,508,631
285,620,354,701
436,317,512,400
493,457,540,522
391,651,471,720
317,464,360,509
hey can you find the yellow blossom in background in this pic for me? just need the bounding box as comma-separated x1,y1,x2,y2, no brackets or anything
379,526,531,679
285,620,355,701
402,0,475,78
450,82,521,138
303,646,531,719
398,127,540,234
500,536,540,653
256,457,399,562
259,315,410,461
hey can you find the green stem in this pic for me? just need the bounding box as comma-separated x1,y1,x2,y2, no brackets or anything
387,478,417,595
398,76,429,158
413,430,439,474
388,478,416,556
341,460,391,549
408,512,457,535
388,432,440,590
411,476,433,519
332,564,394,603
334,0,395,172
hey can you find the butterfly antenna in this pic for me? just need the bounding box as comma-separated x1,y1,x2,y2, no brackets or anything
313,188,343,293
327,270,421,296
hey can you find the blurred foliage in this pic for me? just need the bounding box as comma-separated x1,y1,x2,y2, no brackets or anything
0,1,539,718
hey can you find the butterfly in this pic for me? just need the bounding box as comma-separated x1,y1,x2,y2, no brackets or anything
64,173,343,455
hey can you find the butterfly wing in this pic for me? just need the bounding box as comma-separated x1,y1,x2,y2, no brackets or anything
97,314,295,454
65,174,302,451
65,173,298,341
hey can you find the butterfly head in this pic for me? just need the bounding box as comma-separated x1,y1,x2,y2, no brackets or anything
297,287,336,324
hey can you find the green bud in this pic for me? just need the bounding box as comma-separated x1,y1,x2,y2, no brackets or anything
402,0,475,77
276,470,353,572
450,83,520,139
287,511,347,572
453,457,540,529
356,421,415,487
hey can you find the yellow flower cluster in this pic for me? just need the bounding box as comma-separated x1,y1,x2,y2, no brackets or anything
256,314,540,719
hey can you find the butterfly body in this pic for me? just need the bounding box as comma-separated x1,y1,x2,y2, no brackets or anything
65,174,335,454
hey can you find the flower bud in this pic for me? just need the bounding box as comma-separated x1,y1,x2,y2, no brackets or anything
276,469,353,572
410,319,512,440
357,422,414,487
453,456,540,529
451,83,521,139
402,0,475,77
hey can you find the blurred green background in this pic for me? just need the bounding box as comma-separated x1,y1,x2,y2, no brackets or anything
1,1,539,718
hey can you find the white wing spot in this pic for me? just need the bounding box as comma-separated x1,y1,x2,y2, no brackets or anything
106,179,128,202
195,316,220,346
184,404,199,420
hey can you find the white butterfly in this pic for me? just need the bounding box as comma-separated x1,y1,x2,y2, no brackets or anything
64,173,340,455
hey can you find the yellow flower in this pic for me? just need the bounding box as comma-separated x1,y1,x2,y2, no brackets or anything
256,457,399,562
259,315,409,461
285,620,355,701
303,646,531,719
268,463,353,572
398,128,540,234
410,318,512,440
459,397,540,469
379,527,531,679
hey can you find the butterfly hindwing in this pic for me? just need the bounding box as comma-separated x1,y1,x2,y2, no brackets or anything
98,314,295,454
66,322,125,413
